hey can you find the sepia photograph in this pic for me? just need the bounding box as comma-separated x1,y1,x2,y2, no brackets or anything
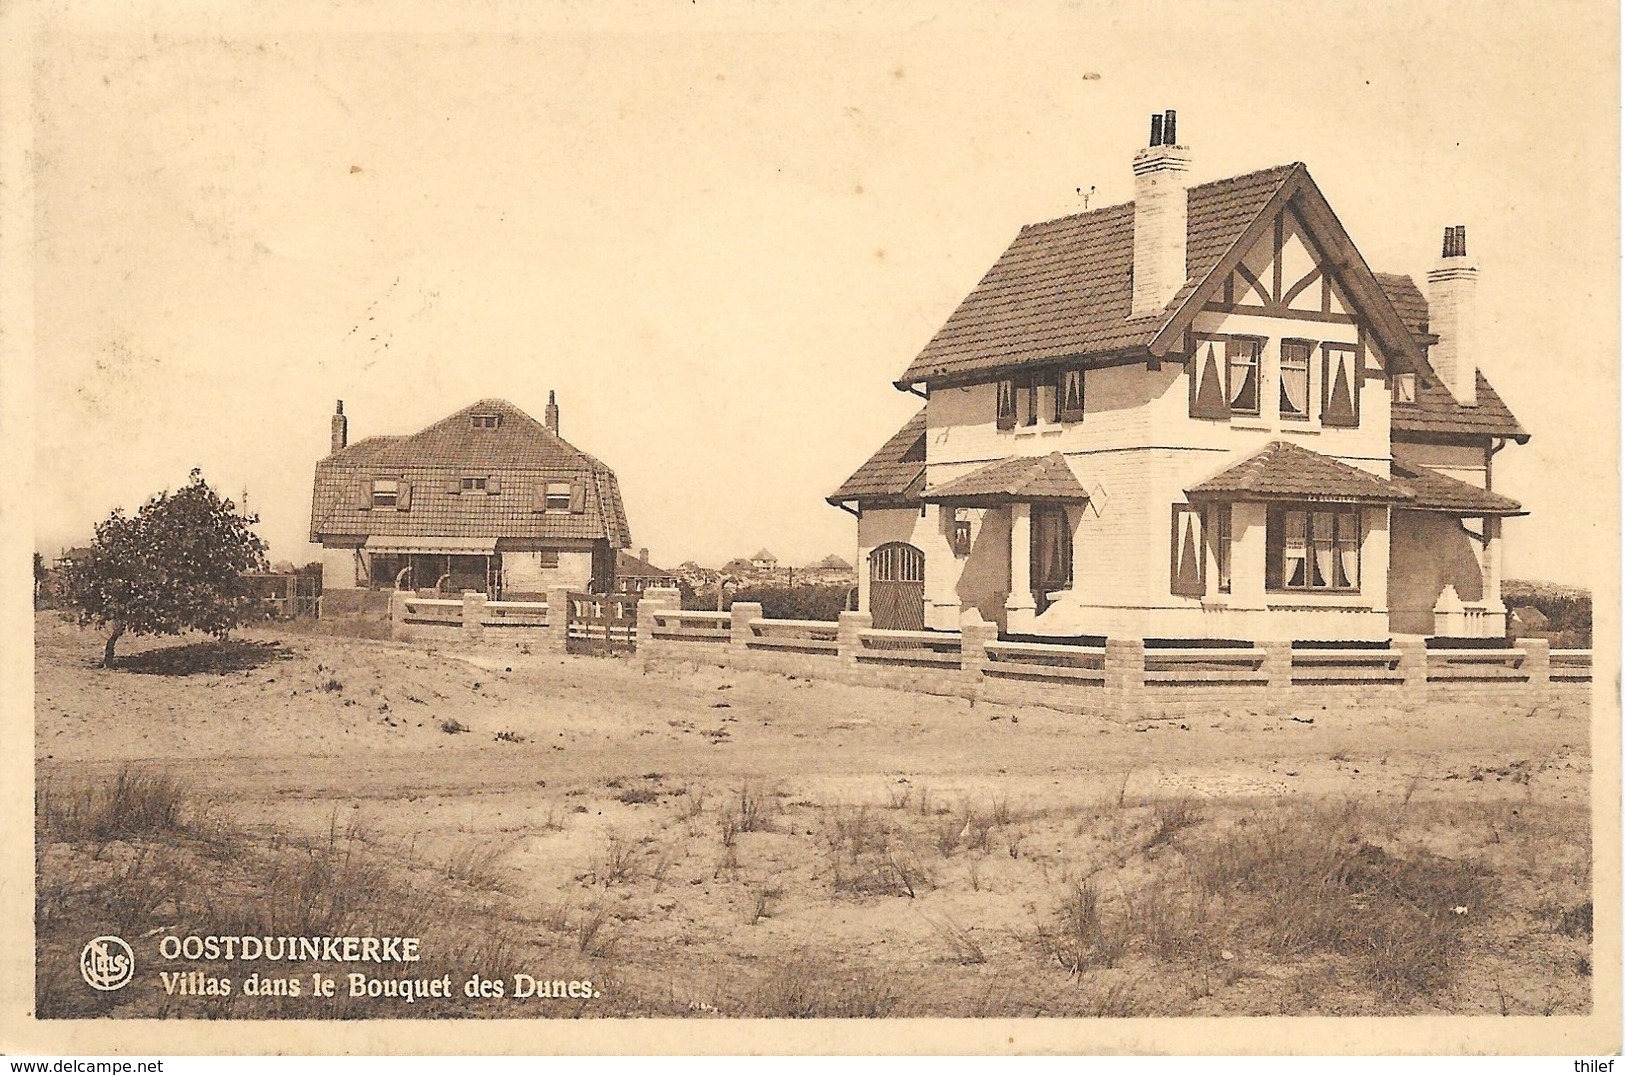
2,0,1618,1057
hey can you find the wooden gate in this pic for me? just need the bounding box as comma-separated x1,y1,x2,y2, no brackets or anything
869,542,925,632
566,591,639,656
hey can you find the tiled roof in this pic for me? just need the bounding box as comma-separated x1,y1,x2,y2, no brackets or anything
310,399,631,547
616,550,674,578
925,452,1091,504
1374,273,1430,341
827,409,928,507
1186,441,1413,504
1371,275,1528,443
752,549,777,562
1392,371,1529,443
1391,460,1525,516
897,165,1302,385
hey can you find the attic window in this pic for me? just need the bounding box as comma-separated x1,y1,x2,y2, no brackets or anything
471,414,501,429
371,479,399,509
545,482,572,511
460,476,488,492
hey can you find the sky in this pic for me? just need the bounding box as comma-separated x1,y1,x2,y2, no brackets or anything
21,0,1619,587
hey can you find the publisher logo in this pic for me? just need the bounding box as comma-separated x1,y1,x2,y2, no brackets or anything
80,935,134,991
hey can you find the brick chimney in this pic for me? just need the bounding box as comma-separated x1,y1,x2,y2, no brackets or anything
330,400,347,454
544,389,560,433
1130,109,1192,318
639,547,650,563
1426,225,1478,406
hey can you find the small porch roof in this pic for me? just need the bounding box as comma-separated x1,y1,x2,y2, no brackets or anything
1185,441,1414,505
363,536,499,554
1391,461,1526,516
924,452,1091,507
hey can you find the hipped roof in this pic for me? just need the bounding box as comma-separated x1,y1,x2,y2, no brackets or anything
924,453,1091,506
1186,441,1413,504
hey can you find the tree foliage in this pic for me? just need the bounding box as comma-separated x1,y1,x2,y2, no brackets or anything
62,470,268,666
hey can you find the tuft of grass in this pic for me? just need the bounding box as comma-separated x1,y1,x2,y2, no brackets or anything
923,913,987,965
439,718,469,735
1145,797,1203,851
615,787,659,805
38,766,189,844
1034,874,1126,976
735,954,900,1018
587,831,646,887
442,836,514,891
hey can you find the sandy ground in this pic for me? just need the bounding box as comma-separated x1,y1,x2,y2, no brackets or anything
33,614,1595,1018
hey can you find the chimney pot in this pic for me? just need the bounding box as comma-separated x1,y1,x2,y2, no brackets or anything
1163,109,1177,145
1149,113,1164,147
544,390,560,434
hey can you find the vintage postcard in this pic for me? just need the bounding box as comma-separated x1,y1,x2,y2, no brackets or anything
2,0,1618,1058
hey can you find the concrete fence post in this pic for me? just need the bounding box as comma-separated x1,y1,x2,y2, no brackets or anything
1520,636,1550,694
959,619,997,693
545,587,573,654
837,610,872,663
461,591,486,641
389,589,412,641
1103,638,1146,722
1260,640,1293,716
730,601,764,650
1394,637,1428,711
636,587,679,670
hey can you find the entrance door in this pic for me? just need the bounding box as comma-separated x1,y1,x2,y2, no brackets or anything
869,542,925,631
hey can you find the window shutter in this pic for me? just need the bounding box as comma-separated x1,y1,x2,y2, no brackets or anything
397,481,412,511
1321,346,1359,427
995,379,1017,430
487,475,502,495
446,478,461,495
570,481,587,514
1169,505,1205,597
1189,342,1230,420
1059,369,1085,423
531,483,547,512
357,480,372,511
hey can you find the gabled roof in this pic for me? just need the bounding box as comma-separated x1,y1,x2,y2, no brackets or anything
310,398,631,546
897,163,1427,388
924,452,1091,506
1372,275,1528,444
751,548,777,562
827,408,928,508
1186,441,1413,504
1390,460,1525,516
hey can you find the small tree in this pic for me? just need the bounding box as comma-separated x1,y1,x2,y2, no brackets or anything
63,469,268,667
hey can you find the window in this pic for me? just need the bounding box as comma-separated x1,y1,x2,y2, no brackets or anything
538,550,560,569
460,476,488,492
950,508,972,558
1030,504,1072,611
1392,373,1418,404
996,379,1017,430
1170,504,1205,597
1207,504,1232,595
1057,368,1085,423
1227,338,1262,416
1321,344,1360,427
371,479,399,509
544,481,572,511
1279,340,1311,421
470,414,501,429
1266,506,1360,591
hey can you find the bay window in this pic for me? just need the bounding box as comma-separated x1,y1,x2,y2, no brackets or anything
1266,506,1360,592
